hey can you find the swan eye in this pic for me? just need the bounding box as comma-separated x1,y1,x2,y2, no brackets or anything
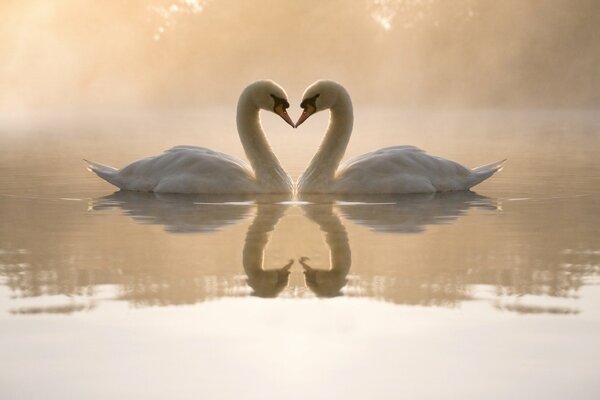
270,94,289,111
300,93,320,109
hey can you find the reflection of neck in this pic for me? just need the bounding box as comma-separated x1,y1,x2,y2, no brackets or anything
243,203,289,297
299,91,353,192
321,208,351,275
236,92,291,192
302,204,352,297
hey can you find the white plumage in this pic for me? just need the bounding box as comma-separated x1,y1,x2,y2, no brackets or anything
85,146,258,194
295,80,505,194
86,80,294,194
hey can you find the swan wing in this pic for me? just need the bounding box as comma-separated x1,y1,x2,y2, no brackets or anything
339,146,424,171
335,146,498,194
89,146,259,194
166,145,252,171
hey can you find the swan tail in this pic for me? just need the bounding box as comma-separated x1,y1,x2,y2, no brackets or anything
84,159,122,188
467,159,506,188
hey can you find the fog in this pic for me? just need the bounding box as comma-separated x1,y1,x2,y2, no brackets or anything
1,0,599,114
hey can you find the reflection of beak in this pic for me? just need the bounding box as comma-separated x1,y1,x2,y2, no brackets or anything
295,104,316,128
274,104,295,128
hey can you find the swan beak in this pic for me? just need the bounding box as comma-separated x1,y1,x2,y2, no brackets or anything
275,104,295,128
295,104,316,128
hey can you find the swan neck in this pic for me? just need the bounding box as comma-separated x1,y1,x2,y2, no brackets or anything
301,93,353,189
236,94,290,191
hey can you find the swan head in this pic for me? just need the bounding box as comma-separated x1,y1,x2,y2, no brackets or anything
295,80,345,127
245,80,294,127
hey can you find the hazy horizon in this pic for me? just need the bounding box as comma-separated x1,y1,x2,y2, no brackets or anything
1,0,599,115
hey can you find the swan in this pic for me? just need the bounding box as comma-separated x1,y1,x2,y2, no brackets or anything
85,80,295,194
295,80,505,194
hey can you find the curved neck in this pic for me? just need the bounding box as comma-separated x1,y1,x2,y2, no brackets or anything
300,91,353,190
243,204,290,297
236,93,290,191
301,203,351,297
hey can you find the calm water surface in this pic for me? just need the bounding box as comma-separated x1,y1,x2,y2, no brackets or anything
1,109,599,399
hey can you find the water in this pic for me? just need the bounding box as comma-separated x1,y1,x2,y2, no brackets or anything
1,109,599,399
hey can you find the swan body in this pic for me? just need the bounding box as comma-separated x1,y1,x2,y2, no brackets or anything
333,146,505,194
85,146,261,194
295,80,505,194
86,80,294,194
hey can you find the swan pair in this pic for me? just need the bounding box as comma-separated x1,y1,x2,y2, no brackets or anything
86,80,505,194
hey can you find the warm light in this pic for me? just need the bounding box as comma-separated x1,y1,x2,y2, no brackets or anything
149,0,207,40
369,0,399,31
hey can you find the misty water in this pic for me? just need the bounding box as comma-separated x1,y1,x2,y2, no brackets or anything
0,109,599,399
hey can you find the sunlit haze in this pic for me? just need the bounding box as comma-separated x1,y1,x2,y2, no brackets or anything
1,2,599,400
1,0,599,114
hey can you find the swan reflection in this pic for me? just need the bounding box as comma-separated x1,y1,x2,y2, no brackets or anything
298,202,351,298
93,191,257,233
305,191,497,233
296,191,496,298
94,191,295,298
2,188,593,314
89,191,498,301
243,203,293,298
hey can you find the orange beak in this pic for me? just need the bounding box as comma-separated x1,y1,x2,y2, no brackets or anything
295,104,316,128
274,104,295,128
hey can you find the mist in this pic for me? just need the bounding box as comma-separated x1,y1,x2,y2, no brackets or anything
1,0,599,114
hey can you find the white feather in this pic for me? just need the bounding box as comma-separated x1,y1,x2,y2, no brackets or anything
86,81,293,194
297,80,505,194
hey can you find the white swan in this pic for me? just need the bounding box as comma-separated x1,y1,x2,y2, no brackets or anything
295,80,505,194
86,80,295,194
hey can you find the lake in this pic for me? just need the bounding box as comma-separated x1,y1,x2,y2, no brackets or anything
1,108,599,399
